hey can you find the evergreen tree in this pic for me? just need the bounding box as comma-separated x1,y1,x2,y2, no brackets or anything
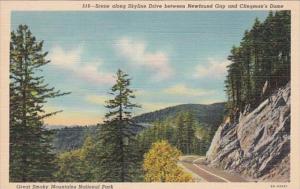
175,113,186,153
225,11,290,118
183,112,195,154
94,69,140,182
136,112,207,156
9,25,69,181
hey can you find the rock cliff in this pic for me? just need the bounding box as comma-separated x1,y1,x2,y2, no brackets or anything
206,83,290,182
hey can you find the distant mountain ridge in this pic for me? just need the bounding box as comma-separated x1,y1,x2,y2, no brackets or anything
134,102,226,127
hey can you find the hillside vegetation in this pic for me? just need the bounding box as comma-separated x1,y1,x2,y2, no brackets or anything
51,126,98,152
134,103,225,127
225,11,290,118
51,103,225,153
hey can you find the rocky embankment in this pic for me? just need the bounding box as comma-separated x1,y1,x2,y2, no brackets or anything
206,83,290,182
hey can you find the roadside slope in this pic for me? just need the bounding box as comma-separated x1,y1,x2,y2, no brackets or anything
206,83,290,182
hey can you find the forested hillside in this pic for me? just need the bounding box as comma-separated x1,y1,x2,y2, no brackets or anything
136,112,213,157
51,103,225,153
134,103,225,126
225,11,290,118
51,126,98,152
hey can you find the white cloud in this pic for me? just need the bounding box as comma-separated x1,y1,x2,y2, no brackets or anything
115,37,174,81
49,46,114,85
193,58,230,79
163,84,215,97
50,46,81,68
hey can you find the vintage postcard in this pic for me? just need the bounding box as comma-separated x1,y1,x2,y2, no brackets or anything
0,1,300,189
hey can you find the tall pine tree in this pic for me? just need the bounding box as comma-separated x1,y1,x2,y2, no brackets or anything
94,69,140,182
10,25,70,181
225,11,290,118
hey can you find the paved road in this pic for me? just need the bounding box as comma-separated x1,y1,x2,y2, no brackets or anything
180,156,247,182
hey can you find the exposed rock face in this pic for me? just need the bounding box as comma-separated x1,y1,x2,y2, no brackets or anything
206,83,290,182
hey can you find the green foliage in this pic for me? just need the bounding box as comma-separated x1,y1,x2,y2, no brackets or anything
9,25,69,181
175,112,195,154
52,125,98,153
92,69,141,182
143,140,193,182
136,120,176,158
137,112,211,157
225,11,290,118
51,103,225,154
134,103,225,128
55,137,95,181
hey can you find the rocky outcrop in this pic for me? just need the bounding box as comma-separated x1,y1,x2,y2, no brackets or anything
206,83,290,182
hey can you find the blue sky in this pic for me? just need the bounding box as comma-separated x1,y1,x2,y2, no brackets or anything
11,11,268,126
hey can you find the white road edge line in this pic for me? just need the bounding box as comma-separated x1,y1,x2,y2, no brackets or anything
193,157,206,164
192,157,230,183
179,162,208,182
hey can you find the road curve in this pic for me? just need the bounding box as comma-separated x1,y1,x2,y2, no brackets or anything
180,156,247,182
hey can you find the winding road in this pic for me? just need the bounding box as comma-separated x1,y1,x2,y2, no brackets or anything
179,156,247,182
